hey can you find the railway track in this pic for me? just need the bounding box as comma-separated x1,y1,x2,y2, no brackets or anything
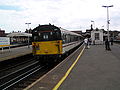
0,54,36,79
0,55,58,90
0,53,33,71
0,59,36,76
0,60,45,90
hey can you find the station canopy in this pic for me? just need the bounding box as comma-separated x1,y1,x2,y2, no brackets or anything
7,32,32,37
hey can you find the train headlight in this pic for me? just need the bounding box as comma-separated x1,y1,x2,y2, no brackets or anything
44,49,48,53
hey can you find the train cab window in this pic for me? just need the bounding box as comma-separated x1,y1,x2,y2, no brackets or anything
43,34,49,40
33,31,61,42
32,33,39,41
34,36,38,41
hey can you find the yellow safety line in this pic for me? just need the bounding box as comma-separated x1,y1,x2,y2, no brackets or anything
53,46,85,90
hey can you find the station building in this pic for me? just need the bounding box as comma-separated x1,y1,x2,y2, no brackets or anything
91,29,104,44
7,32,32,45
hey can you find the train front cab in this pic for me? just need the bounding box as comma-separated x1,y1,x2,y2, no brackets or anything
32,26,62,63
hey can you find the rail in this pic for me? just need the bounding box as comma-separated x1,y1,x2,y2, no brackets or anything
0,60,44,90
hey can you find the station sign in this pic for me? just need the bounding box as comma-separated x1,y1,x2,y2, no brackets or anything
0,37,10,47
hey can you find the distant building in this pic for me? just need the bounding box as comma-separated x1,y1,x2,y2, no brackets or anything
83,29,92,38
85,26,120,44
25,28,32,33
86,29,92,35
0,28,6,37
7,32,32,44
109,30,120,40
91,28,104,44
71,31,82,35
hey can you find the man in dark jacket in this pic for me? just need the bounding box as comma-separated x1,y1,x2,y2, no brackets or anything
105,39,111,51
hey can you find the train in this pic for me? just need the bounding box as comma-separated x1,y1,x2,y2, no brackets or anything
32,24,83,63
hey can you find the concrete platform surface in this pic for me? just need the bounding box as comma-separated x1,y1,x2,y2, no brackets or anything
59,44,120,90
0,46,32,62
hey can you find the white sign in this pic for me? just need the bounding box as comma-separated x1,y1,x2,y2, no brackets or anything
0,37,10,47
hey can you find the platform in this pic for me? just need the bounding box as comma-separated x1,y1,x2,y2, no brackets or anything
0,46,32,62
24,44,120,90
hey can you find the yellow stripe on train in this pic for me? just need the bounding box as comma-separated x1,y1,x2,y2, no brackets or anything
32,40,62,55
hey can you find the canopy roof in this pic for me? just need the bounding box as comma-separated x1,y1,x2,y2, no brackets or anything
7,32,32,37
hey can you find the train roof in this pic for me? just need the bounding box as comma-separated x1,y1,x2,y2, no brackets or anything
32,24,83,37
60,27,83,37
32,24,60,32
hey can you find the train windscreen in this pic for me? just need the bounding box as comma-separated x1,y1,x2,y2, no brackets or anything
32,28,61,41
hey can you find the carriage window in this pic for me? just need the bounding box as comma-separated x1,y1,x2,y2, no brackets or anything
38,33,41,36
54,29,58,31
50,32,53,35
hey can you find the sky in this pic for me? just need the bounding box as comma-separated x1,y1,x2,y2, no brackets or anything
0,0,119,33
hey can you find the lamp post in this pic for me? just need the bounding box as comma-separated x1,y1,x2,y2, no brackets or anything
91,20,95,29
102,5,113,41
25,23,31,48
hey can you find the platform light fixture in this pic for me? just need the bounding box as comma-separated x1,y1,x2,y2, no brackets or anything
102,5,113,41
91,20,95,29
25,23,31,48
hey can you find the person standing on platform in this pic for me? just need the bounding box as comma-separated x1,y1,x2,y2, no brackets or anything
87,38,90,48
105,38,111,51
110,38,113,45
88,38,92,45
84,38,89,48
